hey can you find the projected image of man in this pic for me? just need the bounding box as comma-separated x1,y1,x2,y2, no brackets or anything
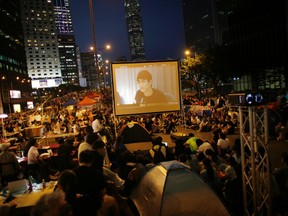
134,70,166,104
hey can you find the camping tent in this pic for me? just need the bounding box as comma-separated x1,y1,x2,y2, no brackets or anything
63,97,78,107
130,161,230,216
77,96,97,107
118,122,151,144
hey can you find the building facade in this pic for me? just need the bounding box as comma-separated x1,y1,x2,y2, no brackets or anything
20,0,78,89
124,0,146,61
54,0,79,85
21,0,62,89
227,0,288,91
80,51,97,90
182,0,229,54
0,0,33,113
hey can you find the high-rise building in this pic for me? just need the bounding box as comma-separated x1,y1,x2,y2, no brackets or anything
54,0,79,85
124,0,146,61
80,51,97,90
226,0,288,91
0,0,33,113
20,0,62,89
182,0,229,53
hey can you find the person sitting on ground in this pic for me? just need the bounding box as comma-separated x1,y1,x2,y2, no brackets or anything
196,139,214,156
149,136,168,164
184,133,199,154
217,132,230,158
200,157,223,196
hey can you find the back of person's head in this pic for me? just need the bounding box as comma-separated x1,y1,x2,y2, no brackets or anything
202,157,212,169
219,132,226,139
57,138,65,145
226,155,237,166
188,133,194,137
85,125,93,134
30,191,72,216
197,152,206,162
178,154,188,163
64,136,74,146
196,138,204,147
79,150,94,164
152,136,163,146
137,70,152,81
86,132,98,145
28,137,37,146
92,139,105,150
58,170,77,203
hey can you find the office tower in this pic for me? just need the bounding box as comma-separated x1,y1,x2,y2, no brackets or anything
54,0,79,85
80,51,97,89
124,0,146,61
182,0,229,53
20,0,62,89
0,0,33,113
226,0,288,91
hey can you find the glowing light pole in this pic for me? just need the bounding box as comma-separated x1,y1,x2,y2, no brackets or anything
88,0,100,89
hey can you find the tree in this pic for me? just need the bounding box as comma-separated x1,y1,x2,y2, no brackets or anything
180,54,207,98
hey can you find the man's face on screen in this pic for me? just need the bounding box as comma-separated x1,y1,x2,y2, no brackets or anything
137,79,152,93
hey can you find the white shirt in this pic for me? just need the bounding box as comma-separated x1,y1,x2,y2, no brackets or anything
217,138,230,150
78,141,92,159
92,119,104,133
27,146,39,165
198,142,214,154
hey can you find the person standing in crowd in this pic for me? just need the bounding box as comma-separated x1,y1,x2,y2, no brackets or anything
92,115,104,134
78,132,99,159
57,169,97,216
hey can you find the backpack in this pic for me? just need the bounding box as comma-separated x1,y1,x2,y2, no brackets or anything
152,145,166,163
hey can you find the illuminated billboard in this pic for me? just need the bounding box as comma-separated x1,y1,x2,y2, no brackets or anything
31,78,63,88
10,90,21,99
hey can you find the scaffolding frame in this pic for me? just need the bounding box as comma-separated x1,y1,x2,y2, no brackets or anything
239,106,271,216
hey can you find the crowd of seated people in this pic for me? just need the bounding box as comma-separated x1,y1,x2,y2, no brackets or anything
0,89,287,216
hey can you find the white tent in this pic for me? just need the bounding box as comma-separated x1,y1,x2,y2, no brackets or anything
130,161,230,216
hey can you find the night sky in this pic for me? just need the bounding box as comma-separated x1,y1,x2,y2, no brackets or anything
69,0,186,62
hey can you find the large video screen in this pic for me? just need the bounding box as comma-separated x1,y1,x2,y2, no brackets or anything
111,60,181,116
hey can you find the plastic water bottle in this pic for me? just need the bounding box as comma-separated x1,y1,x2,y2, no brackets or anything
42,179,46,189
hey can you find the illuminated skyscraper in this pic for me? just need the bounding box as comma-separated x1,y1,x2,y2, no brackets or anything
20,0,78,89
20,0,62,89
124,0,145,61
54,0,79,85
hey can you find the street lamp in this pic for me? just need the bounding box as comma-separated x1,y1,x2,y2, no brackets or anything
184,49,191,57
89,44,111,89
